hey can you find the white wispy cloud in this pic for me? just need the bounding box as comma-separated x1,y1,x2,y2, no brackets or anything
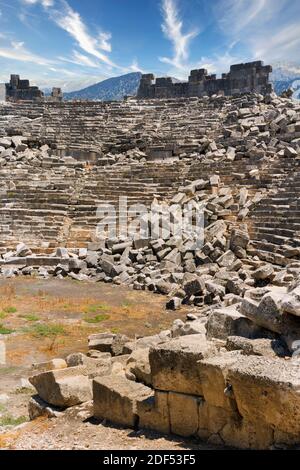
159,0,198,70
2,0,145,89
59,50,99,68
22,0,54,8
0,40,54,65
50,1,115,67
215,0,300,63
98,32,112,53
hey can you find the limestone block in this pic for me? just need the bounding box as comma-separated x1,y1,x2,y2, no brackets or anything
217,250,236,268
240,293,284,334
230,228,250,251
227,356,300,435
225,336,287,358
253,264,274,281
88,333,117,353
183,275,205,296
93,375,153,427
150,335,217,395
168,392,199,437
126,348,151,386
281,287,300,317
198,400,235,439
31,358,67,375
220,417,274,450
198,351,242,410
205,306,259,341
171,319,206,338
137,390,170,434
66,352,111,379
29,366,92,408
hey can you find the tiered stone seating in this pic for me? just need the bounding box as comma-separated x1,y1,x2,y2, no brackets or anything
0,93,299,263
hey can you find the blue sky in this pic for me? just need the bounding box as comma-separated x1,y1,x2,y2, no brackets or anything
0,0,300,91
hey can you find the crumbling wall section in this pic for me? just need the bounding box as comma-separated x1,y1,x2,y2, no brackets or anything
137,61,273,99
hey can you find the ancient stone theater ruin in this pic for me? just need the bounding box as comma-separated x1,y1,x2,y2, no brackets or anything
1,60,300,449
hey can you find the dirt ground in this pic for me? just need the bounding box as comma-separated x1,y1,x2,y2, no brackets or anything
1,404,219,450
0,278,217,451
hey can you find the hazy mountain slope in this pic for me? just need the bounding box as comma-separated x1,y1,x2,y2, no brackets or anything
63,72,142,101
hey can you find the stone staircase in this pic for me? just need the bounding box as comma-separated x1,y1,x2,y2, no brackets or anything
248,158,300,262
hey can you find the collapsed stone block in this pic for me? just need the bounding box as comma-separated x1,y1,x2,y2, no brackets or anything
205,306,263,341
93,375,153,427
240,293,284,334
29,366,92,408
88,333,116,353
31,358,67,374
225,336,287,358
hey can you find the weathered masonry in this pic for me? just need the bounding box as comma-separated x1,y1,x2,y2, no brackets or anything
4,74,44,101
137,61,272,99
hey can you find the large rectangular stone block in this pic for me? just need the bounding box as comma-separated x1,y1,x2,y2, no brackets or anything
227,356,300,435
198,351,242,410
137,390,170,434
149,335,216,396
168,392,199,437
93,376,153,428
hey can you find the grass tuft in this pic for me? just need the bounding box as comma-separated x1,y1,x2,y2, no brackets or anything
0,415,28,426
20,314,40,322
3,306,17,314
29,323,66,338
83,314,110,324
84,303,109,314
0,324,14,335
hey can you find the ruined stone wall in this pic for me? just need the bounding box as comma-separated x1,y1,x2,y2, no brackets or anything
5,74,44,102
137,61,273,99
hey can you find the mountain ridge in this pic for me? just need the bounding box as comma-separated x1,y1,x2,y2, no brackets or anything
63,72,142,101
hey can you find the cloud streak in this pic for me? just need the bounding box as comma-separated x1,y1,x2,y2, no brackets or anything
21,0,141,74
160,0,198,70
215,0,300,63
50,1,115,67
0,40,54,65
22,0,54,8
